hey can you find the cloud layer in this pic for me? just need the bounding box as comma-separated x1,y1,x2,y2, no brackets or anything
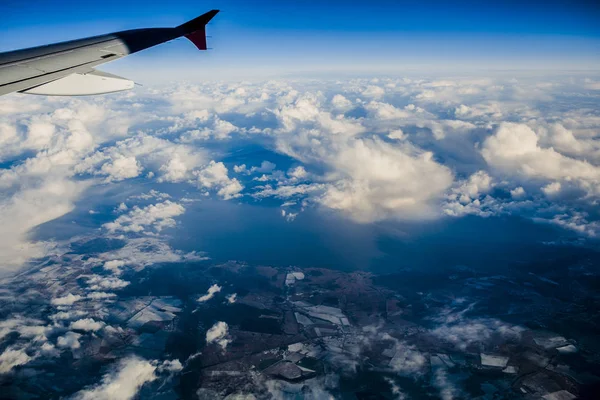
1,73,600,273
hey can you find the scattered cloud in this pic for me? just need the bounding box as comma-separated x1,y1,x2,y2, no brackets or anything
206,321,230,350
197,284,222,303
103,201,185,234
71,356,157,400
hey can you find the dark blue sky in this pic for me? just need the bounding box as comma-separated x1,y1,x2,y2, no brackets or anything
1,0,599,78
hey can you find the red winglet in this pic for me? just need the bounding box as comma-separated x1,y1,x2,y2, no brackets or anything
178,10,219,51
185,28,207,50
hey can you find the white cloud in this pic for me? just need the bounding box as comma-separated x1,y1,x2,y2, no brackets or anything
99,155,142,182
193,161,244,200
87,292,117,300
0,317,50,342
206,321,230,350
86,275,130,291
51,293,83,306
104,260,126,275
57,331,82,350
0,347,32,374
197,284,222,303
331,94,353,110
510,187,525,198
88,237,207,271
103,200,185,234
317,139,454,222
482,123,600,193
70,318,105,332
72,356,157,400
388,341,428,376
542,182,562,196
226,293,237,304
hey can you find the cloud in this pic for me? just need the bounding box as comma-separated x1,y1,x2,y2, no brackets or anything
104,260,126,275
0,317,52,342
197,284,222,303
86,275,130,291
226,293,237,304
510,187,525,198
77,134,205,183
57,331,82,350
2,75,600,276
0,347,32,374
206,321,230,350
103,201,185,234
481,122,600,193
87,237,207,271
429,308,523,351
99,156,142,181
542,182,562,196
70,318,105,332
193,161,244,200
51,293,83,306
316,138,454,222
388,341,428,376
87,292,117,300
71,356,157,400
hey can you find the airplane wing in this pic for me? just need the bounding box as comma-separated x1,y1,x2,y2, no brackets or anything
0,9,219,97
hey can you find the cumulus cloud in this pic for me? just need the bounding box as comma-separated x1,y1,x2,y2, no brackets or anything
70,318,105,332
77,134,205,183
0,347,32,374
0,317,52,343
226,293,237,304
206,321,230,350
51,293,83,306
86,275,130,291
103,201,185,234
197,284,222,303
194,161,244,200
482,122,600,193
429,307,523,351
2,75,600,276
72,356,157,400
104,260,126,275
317,139,453,222
57,331,82,350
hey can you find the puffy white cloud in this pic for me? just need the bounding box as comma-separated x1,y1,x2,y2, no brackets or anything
197,284,222,303
542,182,562,196
104,260,126,275
331,94,353,110
0,317,51,342
70,318,105,332
72,356,157,400
510,187,525,198
99,155,142,181
57,331,82,350
388,341,428,376
103,201,185,234
88,237,207,271
482,123,600,192
87,292,117,300
317,139,454,222
206,321,230,350
77,134,205,183
51,293,83,306
443,171,494,217
0,347,32,374
86,275,130,291
430,309,523,351
226,293,237,304
194,161,244,200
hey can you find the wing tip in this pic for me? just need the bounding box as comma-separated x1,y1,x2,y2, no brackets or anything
178,9,220,34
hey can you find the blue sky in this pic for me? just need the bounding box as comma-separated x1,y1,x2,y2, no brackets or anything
1,0,599,79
